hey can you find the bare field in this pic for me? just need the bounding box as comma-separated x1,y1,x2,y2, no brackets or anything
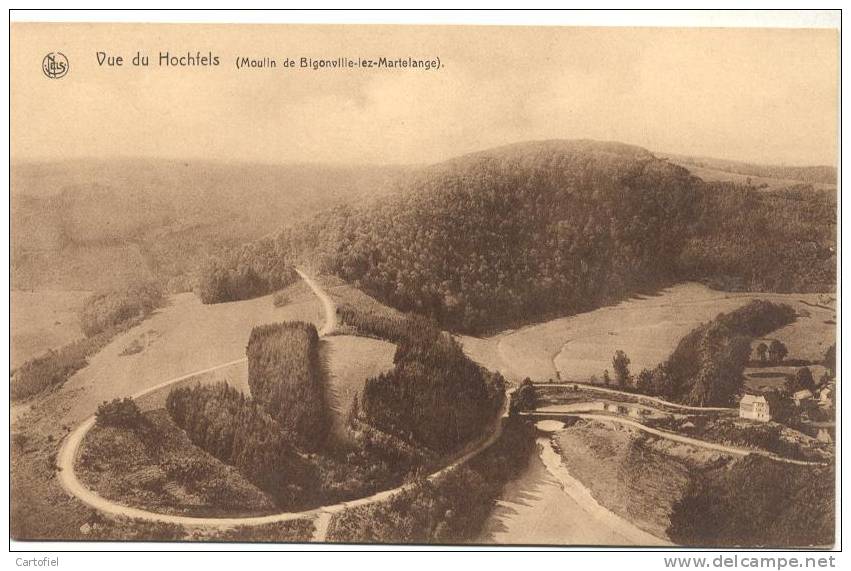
321,335,396,440
77,410,276,518
12,243,154,291
460,283,835,384
669,162,836,192
11,289,91,368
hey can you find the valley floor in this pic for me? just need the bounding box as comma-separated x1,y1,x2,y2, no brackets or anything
459,282,835,385
11,276,836,545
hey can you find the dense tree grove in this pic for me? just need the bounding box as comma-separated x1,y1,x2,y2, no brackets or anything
679,184,835,293
637,300,796,406
197,246,299,304
196,141,702,331
768,340,789,364
80,281,164,337
246,322,327,450
165,382,314,507
338,305,505,453
510,378,538,414
668,455,834,547
786,367,816,394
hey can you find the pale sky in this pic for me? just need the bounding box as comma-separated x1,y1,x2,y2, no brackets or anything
11,24,839,166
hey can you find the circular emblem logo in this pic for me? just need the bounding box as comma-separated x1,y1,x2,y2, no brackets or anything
42,52,69,79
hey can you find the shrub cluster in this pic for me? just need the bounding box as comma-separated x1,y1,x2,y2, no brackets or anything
80,281,164,337
95,397,144,428
196,243,299,304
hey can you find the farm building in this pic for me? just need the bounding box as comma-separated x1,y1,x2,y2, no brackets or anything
739,394,772,422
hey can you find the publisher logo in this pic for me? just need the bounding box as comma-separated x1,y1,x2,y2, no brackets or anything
42,52,69,79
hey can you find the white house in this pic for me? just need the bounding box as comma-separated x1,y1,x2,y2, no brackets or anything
739,394,772,422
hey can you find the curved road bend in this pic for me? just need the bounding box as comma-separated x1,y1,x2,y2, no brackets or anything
294,268,337,336
523,411,828,467
57,269,506,538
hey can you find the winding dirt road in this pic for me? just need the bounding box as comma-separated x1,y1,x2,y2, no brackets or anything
56,269,506,538
55,270,819,544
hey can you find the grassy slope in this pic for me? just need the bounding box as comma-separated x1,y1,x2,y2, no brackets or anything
11,290,91,368
56,282,323,427
13,244,154,292
322,336,395,441
668,161,836,192
554,421,696,541
316,275,400,440
661,152,836,191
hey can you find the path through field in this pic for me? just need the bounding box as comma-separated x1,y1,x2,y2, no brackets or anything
460,283,834,384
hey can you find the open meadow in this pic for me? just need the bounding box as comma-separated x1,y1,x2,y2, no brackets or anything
11,289,92,368
322,335,396,440
460,283,835,384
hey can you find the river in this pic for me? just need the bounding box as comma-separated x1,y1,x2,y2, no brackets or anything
477,426,671,546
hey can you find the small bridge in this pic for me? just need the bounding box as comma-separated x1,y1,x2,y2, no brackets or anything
523,400,662,421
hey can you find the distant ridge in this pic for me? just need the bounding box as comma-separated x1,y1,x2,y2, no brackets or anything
660,152,836,186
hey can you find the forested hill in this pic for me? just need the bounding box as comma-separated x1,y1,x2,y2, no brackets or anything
198,139,836,333
200,140,702,330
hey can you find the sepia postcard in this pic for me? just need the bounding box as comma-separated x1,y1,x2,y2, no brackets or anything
9,14,839,550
